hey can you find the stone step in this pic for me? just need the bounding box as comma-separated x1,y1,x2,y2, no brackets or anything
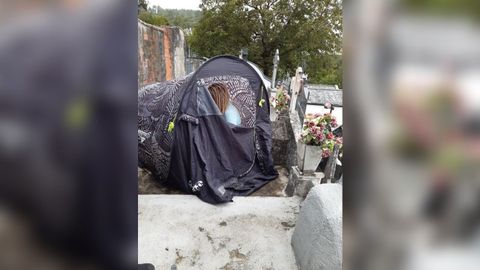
139,195,301,270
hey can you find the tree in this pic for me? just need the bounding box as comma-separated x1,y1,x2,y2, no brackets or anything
137,1,170,27
138,0,149,13
138,10,170,26
149,6,203,29
189,0,342,85
308,53,342,88
403,0,480,20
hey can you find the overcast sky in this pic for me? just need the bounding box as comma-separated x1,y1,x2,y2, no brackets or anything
148,0,201,10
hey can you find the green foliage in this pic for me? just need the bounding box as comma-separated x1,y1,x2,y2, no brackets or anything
301,113,342,157
402,0,480,20
138,10,170,26
189,0,342,86
138,0,149,12
149,6,202,29
308,54,342,88
271,86,290,112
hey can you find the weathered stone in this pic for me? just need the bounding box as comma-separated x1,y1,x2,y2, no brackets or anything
295,87,308,123
272,115,290,166
297,143,322,175
287,166,324,198
271,109,298,171
291,184,342,270
321,144,341,183
290,113,303,143
138,20,186,87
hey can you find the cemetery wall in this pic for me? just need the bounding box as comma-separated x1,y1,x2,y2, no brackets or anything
138,20,186,87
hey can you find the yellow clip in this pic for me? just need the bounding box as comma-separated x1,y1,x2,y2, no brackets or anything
258,99,266,107
167,121,175,133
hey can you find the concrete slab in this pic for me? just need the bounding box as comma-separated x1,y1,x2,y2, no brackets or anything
138,195,301,270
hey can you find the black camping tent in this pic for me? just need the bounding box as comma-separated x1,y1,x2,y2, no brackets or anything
138,55,278,204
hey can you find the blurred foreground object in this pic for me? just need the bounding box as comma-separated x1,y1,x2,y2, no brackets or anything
0,1,137,269
344,0,480,269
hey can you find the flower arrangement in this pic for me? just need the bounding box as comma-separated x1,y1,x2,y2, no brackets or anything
300,113,343,158
271,86,290,113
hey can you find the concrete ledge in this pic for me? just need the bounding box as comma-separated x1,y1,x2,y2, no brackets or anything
287,166,324,198
139,195,301,270
290,112,303,143
291,184,342,270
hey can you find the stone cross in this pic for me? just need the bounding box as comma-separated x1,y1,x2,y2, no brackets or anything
289,67,304,114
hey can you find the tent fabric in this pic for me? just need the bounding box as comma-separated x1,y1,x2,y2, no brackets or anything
138,75,191,181
201,75,256,128
138,55,277,203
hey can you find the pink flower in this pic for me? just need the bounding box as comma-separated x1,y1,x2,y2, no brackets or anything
308,121,315,127
327,133,334,140
322,149,331,158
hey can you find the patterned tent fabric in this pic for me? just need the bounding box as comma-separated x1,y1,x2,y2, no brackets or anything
202,75,256,128
138,75,191,181
138,74,257,181
138,55,277,203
